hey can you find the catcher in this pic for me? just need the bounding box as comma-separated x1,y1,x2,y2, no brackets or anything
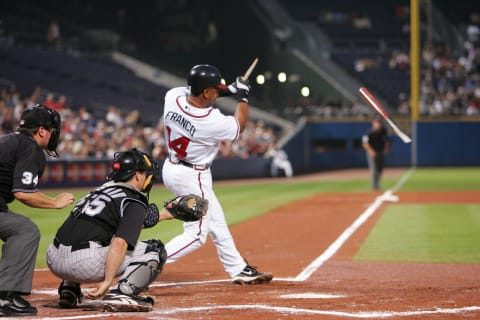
46,148,207,311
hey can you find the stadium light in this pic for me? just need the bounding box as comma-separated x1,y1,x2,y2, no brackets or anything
301,86,310,97
277,72,287,83
256,74,265,85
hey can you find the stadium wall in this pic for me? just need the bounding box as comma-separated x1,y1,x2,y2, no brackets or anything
40,120,479,188
40,158,272,188
283,120,480,171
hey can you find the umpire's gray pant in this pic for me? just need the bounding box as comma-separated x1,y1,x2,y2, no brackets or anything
0,210,40,294
367,153,385,190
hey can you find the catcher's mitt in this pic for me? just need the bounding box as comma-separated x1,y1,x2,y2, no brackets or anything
164,194,208,222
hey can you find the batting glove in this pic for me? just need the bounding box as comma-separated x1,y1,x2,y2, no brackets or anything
218,83,238,97
234,77,250,103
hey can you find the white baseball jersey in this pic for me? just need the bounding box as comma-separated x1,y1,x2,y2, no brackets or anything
163,87,240,165
161,86,247,277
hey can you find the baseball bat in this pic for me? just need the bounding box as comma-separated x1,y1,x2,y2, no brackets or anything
359,87,412,144
241,57,258,81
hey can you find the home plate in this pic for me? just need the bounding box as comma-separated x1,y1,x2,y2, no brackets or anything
280,293,345,299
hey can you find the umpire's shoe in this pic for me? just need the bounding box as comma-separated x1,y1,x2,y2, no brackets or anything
0,291,37,316
58,281,83,308
232,264,273,285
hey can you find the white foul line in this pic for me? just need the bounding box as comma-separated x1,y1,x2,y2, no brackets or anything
29,169,480,319
295,168,414,281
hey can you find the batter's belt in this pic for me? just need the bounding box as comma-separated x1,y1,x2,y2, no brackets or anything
169,156,210,171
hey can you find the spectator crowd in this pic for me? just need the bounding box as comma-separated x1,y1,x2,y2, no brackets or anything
353,11,480,117
0,86,279,160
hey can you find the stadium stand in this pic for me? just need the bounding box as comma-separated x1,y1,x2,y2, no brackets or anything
276,0,480,116
0,46,167,124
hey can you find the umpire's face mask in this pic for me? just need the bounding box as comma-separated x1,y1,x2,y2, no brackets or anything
45,108,61,158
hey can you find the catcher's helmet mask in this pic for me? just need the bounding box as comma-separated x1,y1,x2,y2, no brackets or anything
18,104,61,157
107,148,158,195
188,64,227,96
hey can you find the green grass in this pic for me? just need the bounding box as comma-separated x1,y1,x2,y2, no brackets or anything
3,167,480,267
400,167,480,191
356,167,480,264
355,204,480,263
8,177,379,267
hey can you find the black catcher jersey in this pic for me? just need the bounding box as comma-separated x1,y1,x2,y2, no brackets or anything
55,182,149,249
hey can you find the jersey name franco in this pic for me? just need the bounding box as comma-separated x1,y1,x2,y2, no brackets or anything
164,111,196,137
163,87,240,165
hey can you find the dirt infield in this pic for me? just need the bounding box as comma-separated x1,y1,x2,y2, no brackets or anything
30,169,480,319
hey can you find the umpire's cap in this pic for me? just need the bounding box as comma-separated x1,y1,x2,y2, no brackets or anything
18,104,61,157
107,148,159,194
19,104,59,130
188,64,227,96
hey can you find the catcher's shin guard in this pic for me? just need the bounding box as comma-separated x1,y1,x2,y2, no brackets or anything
118,240,166,295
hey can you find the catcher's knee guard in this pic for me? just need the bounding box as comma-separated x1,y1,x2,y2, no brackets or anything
118,239,166,295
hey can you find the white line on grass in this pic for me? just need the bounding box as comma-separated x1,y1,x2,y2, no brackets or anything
31,169,425,320
294,167,414,281
31,169,480,320
34,168,416,287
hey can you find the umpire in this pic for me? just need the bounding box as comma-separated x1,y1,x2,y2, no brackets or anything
362,118,391,190
0,105,74,316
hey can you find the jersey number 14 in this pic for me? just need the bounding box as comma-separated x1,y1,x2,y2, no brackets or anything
166,126,190,159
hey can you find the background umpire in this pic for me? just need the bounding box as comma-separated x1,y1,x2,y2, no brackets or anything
0,105,74,316
362,118,391,190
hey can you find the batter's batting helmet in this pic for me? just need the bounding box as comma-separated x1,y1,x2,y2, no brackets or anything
18,104,61,157
107,148,159,194
188,64,227,96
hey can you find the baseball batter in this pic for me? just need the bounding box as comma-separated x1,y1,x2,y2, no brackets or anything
161,64,273,284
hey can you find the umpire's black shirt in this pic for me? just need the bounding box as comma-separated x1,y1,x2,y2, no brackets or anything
0,132,45,204
363,127,389,152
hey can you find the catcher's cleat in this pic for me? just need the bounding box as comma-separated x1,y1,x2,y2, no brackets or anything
0,291,37,316
101,290,154,312
58,282,83,308
232,265,273,285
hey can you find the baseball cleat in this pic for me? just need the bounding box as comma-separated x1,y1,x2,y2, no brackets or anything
58,282,83,308
101,290,154,312
232,265,273,285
